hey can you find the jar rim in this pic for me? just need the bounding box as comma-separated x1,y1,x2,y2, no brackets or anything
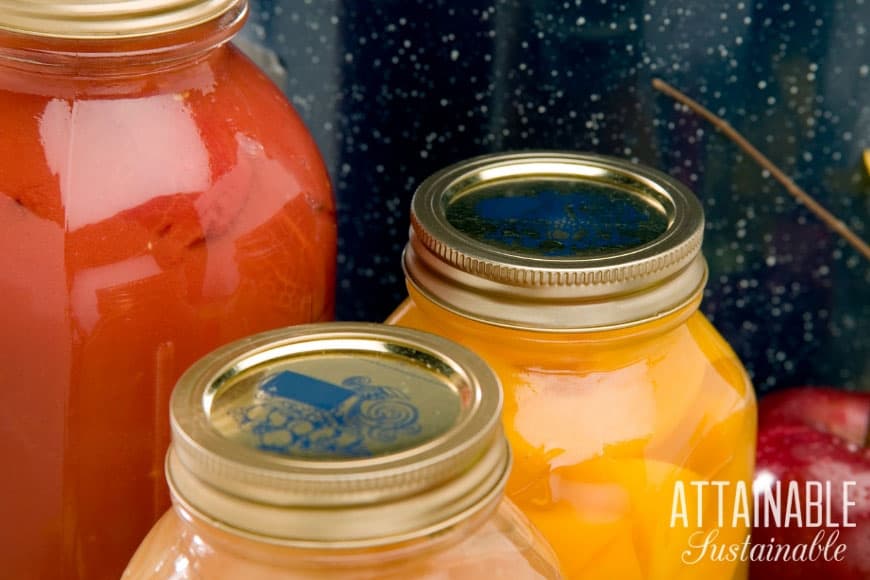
0,0,246,40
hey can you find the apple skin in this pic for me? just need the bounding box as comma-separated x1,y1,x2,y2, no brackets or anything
750,387,870,579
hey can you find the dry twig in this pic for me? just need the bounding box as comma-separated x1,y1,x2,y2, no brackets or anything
652,77,870,261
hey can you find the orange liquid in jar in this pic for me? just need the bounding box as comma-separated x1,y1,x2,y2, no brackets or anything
0,16,336,579
388,287,755,579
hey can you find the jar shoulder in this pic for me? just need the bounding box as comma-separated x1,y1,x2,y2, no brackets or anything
0,41,335,253
390,297,752,391
0,45,333,223
123,504,561,580
388,296,756,474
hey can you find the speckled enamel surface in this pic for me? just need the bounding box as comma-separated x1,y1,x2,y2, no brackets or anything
237,0,869,393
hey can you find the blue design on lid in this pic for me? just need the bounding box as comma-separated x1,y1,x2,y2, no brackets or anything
230,371,422,459
259,371,356,411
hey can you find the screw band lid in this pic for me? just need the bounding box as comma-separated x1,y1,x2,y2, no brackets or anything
0,0,246,40
404,151,707,331
168,322,508,547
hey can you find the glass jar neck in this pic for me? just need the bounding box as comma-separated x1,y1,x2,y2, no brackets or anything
171,498,498,572
0,5,245,80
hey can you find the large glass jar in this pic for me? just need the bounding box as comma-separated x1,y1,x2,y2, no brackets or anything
123,323,562,579
387,152,757,579
0,2,336,578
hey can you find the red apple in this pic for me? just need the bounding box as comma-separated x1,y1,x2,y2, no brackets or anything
751,387,870,579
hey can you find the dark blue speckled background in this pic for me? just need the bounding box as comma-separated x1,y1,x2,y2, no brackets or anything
237,0,869,395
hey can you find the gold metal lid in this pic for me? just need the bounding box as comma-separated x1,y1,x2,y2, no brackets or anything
0,0,245,40
168,322,508,547
404,151,707,331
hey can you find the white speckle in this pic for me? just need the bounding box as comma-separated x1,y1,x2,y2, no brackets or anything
860,65,869,77
757,80,767,89
766,256,777,266
576,16,586,26
450,49,459,61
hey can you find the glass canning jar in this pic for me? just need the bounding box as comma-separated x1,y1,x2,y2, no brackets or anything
387,152,756,579
123,323,562,579
0,1,336,577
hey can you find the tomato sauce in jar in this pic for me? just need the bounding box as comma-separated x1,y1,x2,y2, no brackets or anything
0,2,336,578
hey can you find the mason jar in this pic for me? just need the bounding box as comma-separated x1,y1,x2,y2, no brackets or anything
0,2,336,577
388,151,756,579
124,323,562,579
